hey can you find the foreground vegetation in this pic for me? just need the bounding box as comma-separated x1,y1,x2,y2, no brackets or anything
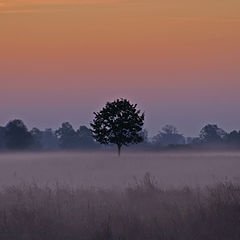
0,175,240,240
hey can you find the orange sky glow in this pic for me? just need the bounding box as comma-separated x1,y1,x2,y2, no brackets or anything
0,0,240,135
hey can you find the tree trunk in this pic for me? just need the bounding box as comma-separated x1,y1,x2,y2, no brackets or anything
117,145,121,156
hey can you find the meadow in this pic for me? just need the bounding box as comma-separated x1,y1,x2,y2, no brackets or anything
0,151,240,188
0,151,239,239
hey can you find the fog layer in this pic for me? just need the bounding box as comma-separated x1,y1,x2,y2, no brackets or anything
0,151,239,188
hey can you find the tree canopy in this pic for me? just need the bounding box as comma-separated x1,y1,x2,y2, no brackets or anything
55,122,79,149
5,120,33,150
153,125,185,146
90,98,145,155
199,124,226,144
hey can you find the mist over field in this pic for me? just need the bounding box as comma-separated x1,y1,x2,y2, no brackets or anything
0,151,240,189
0,151,240,239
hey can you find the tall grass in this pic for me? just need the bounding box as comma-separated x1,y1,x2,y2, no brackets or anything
0,174,239,239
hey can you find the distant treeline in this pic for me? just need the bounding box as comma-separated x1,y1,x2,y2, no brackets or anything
0,120,99,151
0,120,240,151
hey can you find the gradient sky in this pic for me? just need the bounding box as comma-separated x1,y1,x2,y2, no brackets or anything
0,0,240,136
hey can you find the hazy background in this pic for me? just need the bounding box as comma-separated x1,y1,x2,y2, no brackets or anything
0,0,240,136
0,151,240,189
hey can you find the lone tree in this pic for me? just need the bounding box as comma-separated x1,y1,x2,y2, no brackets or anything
91,98,145,155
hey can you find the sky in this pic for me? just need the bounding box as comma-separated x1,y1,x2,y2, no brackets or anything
0,0,240,136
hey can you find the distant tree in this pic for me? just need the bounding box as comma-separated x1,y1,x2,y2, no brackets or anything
55,122,78,149
77,126,96,149
135,129,150,149
30,127,42,149
186,137,195,145
225,130,240,145
199,124,226,144
0,126,6,150
153,125,185,146
42,128,59,150
5,120,33,150
189,137,201,145
162,125,178,135
140,129,149,143
91,98,145,155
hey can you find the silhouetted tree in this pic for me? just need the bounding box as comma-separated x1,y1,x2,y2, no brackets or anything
188,137,201,145
77,126,97,149
153,125,185,146
42,128,59,150
199,124,226,144
5,120,33,150
225,130,240,146
0,127,6,150
55,122,78,149
91,98,145,155
140,129,149,143
30,127,42,149
162,125,178,135
132,129,150,149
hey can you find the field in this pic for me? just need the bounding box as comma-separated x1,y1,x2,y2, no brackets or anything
0,151,240,188
0,151,240,239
